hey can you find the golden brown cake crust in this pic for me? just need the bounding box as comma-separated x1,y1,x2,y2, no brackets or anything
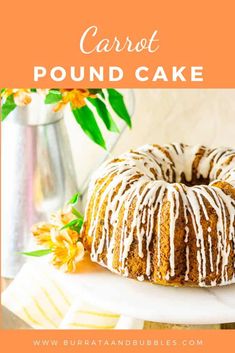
81,143,235,287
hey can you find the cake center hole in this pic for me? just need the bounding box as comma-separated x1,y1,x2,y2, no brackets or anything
180,173,210,186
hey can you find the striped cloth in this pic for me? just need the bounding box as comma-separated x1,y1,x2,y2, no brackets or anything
2,263,144,329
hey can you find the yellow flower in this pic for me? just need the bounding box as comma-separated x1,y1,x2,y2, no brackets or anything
50,205,74,226
31,206,85,273
53,89,96,112
2,89,32,106
52,232,85,273
50,205,80,244
31,222,55,248
37,89,49,97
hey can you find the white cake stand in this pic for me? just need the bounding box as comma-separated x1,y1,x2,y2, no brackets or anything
57,256,235,325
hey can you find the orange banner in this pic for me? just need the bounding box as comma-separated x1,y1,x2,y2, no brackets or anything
0,0,235,87
0,329,234,353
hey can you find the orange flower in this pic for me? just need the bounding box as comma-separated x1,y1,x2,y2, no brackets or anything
2,89,32,106
37,89,49,96
50,205,75,225
51,231,84,273
31,206,85,273
31,222,55,248
53,89,96,112
50,205,80,244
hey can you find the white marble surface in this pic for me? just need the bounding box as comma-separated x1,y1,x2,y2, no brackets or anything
56,257,235,325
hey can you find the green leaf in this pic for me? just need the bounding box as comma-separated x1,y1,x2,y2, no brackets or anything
45,90,62,104
99,90,105,99
107,89,132,128
88,89,103,95
61,220,78,230
88,89,105,98
1,94,17,121
20,249,52,257
72,105,106,149
88,97,119,133
67,192,81,205
30,88,37,92
71,207,84,220
61,218,83,233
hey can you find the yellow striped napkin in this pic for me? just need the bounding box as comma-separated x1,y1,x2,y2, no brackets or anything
1,263,144,329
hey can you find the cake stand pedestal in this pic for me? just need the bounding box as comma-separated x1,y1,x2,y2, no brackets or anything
56,256,235,325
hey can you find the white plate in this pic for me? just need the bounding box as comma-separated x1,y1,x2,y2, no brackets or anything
57,256,235,325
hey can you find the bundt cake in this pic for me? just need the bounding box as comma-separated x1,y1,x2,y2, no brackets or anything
81,143,235,287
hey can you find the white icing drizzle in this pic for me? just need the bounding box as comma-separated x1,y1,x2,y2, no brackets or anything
82,143,235,287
